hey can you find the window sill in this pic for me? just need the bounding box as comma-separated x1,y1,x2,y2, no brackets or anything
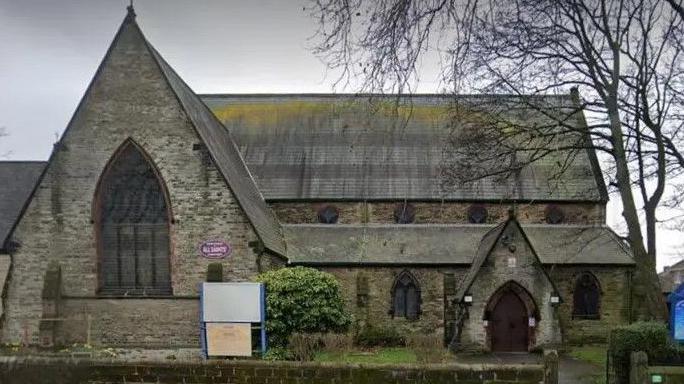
63,294,199,300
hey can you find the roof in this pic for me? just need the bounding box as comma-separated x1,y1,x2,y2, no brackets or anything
284,223,634,266
0,162,45,250
200,94,607,202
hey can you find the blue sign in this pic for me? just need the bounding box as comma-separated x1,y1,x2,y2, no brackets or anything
668,283,684,343
675,301,684,340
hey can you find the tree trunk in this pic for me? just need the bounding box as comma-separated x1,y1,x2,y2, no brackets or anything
630,243,667,321
605,97,667,321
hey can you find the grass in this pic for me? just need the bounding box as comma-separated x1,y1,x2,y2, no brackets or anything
568,344,608,367
568,345,608,384
314,347,418,364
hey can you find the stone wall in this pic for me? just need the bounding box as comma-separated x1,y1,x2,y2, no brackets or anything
1,20,267,346
0,356,548,384
271,201,605,225
56,298,200,347
321,262,632,349
548,266,632,344
321,267,467,342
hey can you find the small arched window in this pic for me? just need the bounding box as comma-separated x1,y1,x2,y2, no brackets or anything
391,271,421,320
573,272,601,319
97,141,172,295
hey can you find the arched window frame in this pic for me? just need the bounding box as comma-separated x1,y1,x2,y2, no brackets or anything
572,272,602,320
93,139,173,296
390,271,422,320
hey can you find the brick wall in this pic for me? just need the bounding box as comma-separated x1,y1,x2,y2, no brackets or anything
271,201,605,225
1,19,266,346
0,356,547,384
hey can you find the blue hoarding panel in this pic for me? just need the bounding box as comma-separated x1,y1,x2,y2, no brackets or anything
675,301,684,341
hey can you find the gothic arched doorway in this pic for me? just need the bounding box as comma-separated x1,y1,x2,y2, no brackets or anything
485,281,538,352
491,291,528,352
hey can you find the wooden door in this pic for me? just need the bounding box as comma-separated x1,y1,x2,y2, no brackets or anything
491,291,528,352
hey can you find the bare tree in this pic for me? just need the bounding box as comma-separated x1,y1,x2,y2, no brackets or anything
308,0,684,320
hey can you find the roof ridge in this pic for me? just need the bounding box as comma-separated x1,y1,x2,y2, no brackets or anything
0,161,47,164
199,93,574,98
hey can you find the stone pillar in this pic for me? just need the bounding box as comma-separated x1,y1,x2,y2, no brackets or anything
543,349,559,384
629,351,648,384
39,263,62,348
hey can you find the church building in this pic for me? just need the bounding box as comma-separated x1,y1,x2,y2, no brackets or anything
0,7,634,352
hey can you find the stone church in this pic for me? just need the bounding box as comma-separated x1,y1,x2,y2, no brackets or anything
0,7,634,352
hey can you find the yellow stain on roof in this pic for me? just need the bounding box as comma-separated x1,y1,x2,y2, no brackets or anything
208,101,455,126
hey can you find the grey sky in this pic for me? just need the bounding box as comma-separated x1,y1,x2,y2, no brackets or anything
0,0,680,269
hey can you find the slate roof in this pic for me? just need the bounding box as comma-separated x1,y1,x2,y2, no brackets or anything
130,10,287,255
201,94,607,202
284,223,634,266
0,162,45,250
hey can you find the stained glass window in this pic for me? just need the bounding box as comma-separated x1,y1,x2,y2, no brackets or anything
572,272,600,319
98,143,171,295
392,272,421,320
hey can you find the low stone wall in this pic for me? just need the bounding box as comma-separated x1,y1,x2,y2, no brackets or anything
630,351,684,384
0,356,548,384
648,366,684,384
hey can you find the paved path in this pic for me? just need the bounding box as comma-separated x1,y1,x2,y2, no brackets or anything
454,353,603,384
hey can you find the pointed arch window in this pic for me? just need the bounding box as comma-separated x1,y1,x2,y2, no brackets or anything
572,272,601,319
97,141,172,295
391,271,421,320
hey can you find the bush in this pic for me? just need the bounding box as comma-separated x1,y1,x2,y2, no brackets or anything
609,321,676,383
262,346,291,361
255,267,352,347
354,325,406,348
288,333,320,361
320,333,353,353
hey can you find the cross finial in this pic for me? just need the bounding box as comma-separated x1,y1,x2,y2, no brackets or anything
126,0,136,19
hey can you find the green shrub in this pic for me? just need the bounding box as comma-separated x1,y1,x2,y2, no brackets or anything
608,321,675,383
206,263,223,282
255,267,352,347
354,325,406,348
262,346,291,361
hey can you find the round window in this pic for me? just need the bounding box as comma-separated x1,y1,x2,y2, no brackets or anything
545,205,565,224
467,205,488,224
317,205,339,224
394,203,416,224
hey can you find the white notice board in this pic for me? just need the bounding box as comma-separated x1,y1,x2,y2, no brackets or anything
201,282,263,323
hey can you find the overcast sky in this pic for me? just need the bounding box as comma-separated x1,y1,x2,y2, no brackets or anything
1,0,681,270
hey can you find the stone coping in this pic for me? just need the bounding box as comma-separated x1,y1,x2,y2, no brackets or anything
0,354,544,371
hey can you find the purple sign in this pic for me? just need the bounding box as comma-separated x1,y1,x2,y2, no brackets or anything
199,240,232,259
